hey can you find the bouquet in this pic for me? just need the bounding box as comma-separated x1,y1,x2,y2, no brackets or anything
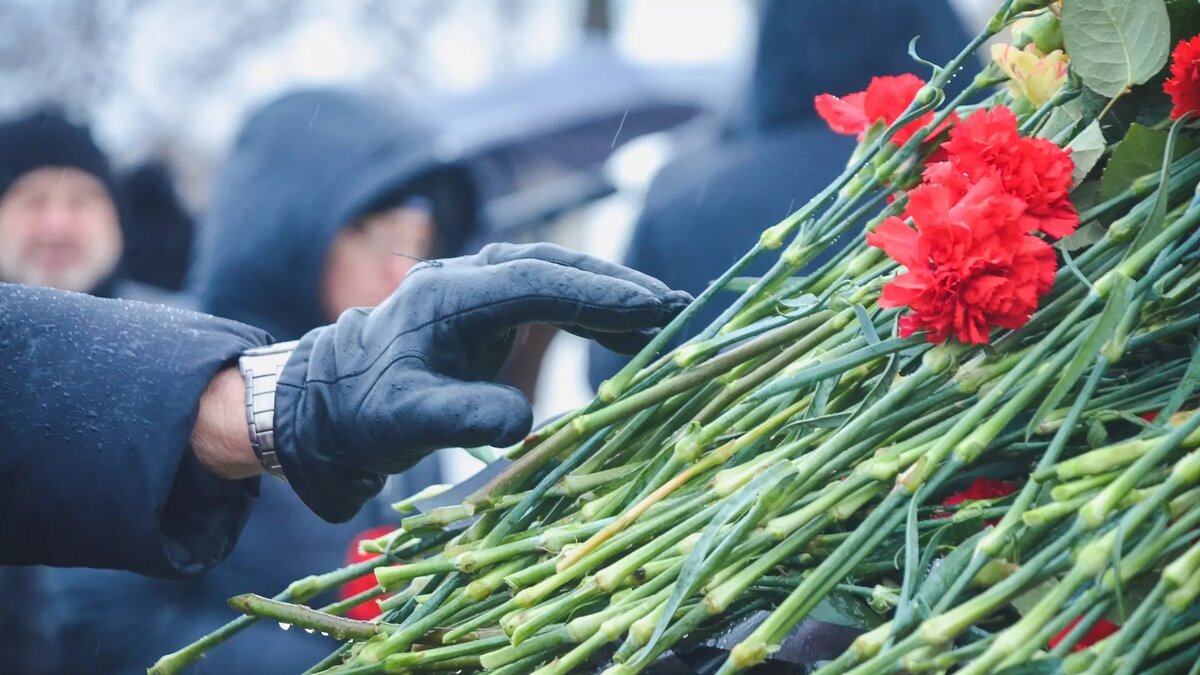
154,0,1200,672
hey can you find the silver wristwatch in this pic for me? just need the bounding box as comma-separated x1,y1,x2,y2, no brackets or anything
237,340,299,479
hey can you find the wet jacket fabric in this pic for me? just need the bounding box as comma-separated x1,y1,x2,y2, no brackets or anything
39,89,455,674
0,272,199,675
0,284,268,573
589,0,973,389
0,284,270,671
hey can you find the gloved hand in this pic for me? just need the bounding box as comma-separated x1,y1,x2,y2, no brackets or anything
274,243,692,522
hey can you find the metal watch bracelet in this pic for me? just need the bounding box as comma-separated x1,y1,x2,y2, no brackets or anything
237,340,299,479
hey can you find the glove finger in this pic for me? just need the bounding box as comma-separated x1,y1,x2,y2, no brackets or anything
564,326,661,355
398,373,534,456
473,242,687,301
456,258,688,339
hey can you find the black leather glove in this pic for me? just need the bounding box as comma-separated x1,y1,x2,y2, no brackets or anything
274,243,692,522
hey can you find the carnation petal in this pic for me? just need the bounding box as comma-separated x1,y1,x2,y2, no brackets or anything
815,92,870,135
867,217,922,269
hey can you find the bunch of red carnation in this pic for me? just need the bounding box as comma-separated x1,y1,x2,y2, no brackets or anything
865,106,1077,344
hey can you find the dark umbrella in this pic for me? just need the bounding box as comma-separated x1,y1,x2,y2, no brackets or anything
418,38,735,239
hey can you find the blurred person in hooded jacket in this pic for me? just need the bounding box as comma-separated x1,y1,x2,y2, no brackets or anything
39,88,483,674
118,160,197,292
589,0,973,390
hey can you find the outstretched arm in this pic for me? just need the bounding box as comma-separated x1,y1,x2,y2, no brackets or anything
0,283,271,578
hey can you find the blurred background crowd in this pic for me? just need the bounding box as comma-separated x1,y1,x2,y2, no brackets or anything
0,1,994,672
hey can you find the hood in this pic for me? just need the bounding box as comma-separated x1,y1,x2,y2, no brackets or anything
737,0,973,135
188,89,480,339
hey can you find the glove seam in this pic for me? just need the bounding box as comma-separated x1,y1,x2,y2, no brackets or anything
348,349,429,434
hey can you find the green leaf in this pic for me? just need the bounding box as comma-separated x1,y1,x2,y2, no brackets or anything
914,530,989,610
1062,0,1171,98
1028,273,1132,437
1057,221,1107,251
1039,98,1084,141
993,659,1066,675
809,590,883,630
1099,123,1200,200
1066,120,1107,186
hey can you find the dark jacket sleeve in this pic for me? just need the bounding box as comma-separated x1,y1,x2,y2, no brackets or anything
0,283,273,578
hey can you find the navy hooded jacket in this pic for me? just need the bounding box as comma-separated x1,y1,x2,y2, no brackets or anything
0,285,268,574
589,0,973,389
38,90,472,674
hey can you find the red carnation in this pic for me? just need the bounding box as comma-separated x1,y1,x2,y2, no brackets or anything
942,478,1017,506
815,74,947,146
1048,616,1120,652
867,179,1057,344
924,107,1078,238
931,478,1017,524
1165,34,1200,120
338,525,396,620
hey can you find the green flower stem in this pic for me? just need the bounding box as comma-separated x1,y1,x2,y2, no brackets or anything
1083,578,1171,675
558,420,766,573
916,524,1078,647
150,541,426,675
1052,469,1123,501
1048,598,1115,658
225,594,387,641
470,309,830,511
541,500,723,604
705,518,833,618
628,469,795,665
460,556,531,603
503,557,569,591
380,634,510,671
908,295,1094,490
1080,416,1200,529
691,312,844,425
953,335,1081,466
1029,506,1200,663
1113,607,1174,675
721,488,912,674
599,240,772,400
374,557,457,590
980,357,1109,556
319,584,388,618
1108,197,1200,290
479,627,572,669
534,586,676,675
440,596,520,644
303,641,355,674
487,652,555,675
560,464,644,497
504,409,580,461
574,399,685,476
548,488,708,577
441,593,506,629
465,429,611,552
354,588,470,663
509,579,600,645
907,639,990,673
972,495,1188,672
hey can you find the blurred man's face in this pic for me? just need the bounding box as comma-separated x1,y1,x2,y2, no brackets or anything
321,205,436,319
0,167,122,293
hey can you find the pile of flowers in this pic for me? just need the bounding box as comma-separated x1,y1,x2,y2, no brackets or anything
154,1,1200,674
